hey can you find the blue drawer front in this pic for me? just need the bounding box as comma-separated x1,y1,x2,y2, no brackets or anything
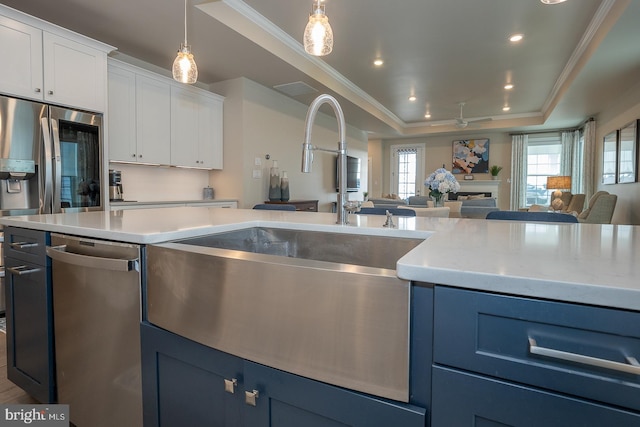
3,226,50,266
432,366,640,427
434,286,640,412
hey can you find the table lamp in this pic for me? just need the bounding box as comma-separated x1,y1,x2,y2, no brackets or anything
547,176,571,211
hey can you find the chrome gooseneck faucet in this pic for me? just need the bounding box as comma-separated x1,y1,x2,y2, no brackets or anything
301,94,348,224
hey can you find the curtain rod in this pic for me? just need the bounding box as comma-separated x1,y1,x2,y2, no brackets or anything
509,127,581,136
510,118,593,136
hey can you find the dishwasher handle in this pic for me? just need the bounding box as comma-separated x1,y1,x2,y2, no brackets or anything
46,245,140,272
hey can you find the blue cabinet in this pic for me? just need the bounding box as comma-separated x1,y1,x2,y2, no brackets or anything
432,286,640,426
3,227,55,403
432,366,640,426
141,322,244,426
141,322,426,427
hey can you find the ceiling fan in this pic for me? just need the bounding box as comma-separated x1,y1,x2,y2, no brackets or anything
453,102,492,129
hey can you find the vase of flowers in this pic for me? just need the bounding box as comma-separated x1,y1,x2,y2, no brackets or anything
424,167,460,207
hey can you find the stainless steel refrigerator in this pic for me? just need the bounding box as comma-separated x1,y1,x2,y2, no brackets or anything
0,94,104,217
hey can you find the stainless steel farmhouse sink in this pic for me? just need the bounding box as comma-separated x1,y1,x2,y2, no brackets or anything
146,227,426,402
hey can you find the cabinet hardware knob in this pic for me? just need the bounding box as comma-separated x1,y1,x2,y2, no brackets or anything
245,390,259,406
139,154,142,158
35,88,41,93
132,154,136,158
224,378,237,394
48,90,54,95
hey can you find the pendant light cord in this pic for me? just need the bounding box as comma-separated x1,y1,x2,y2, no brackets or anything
183,0,188,45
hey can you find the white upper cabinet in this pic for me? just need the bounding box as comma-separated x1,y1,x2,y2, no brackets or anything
42,32,107,112
170,86,200,168
0,16,43,100
0,6,113,112
136,75,171,165
171,85,224,169
107,59,224,169
108,64,137,163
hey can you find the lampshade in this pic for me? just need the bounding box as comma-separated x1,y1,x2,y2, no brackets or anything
303,0,333,56
547,175,571,211
172,0,198,84
546,176,571,190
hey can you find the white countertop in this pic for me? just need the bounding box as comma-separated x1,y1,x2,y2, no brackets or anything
1,207,638,311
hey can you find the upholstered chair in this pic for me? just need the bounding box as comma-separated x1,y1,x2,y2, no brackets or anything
577,192,617,224
564,194,586,214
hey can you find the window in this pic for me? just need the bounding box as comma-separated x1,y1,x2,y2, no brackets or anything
390,144,425,199
525,134,562,206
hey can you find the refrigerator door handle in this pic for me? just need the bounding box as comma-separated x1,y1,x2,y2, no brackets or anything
50,118,62,214
40,117,53,214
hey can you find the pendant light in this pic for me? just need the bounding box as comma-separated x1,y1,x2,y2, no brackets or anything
172,0,198,84
303,0,333,56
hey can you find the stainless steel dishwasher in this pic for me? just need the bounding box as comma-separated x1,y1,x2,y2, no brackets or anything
46,233,142,427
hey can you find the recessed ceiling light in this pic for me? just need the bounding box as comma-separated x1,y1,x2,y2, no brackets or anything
408,95,417,102
373,59,384,67
509,34,524,43
424,113,431,119
540,0,567,4
502,106,511,112
504,84,514,90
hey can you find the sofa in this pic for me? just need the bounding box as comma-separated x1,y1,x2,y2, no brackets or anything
368,196,407,209
407,195,497,219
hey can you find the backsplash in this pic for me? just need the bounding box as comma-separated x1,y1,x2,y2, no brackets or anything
109,163,210,202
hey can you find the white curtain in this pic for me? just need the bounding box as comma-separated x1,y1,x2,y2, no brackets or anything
582,119,597,200
510,134,528,210
561,130,581,193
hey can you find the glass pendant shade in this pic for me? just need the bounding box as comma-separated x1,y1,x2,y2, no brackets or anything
172,0,198,84
304,2,333,56
173,44,198,84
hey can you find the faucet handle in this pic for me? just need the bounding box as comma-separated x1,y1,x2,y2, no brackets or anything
383,210,396,228
343,200,361,214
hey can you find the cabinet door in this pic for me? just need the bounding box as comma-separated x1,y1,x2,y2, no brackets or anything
170,86,199,168
107,64,137,162
42,32,106,112
4,257,55,403
243,361,425,427
136,75,171,164
0,15,43,100
199,94,223,169
432,366,640,427
141,323,244,427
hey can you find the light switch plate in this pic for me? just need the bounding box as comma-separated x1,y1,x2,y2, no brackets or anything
253,169,262,179
254,157,262,166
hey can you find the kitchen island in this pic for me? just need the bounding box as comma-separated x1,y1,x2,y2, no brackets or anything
1,207,639,426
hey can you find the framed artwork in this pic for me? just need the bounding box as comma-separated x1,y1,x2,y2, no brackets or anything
617,119,638,184
602,131,618,184
452,139,489,174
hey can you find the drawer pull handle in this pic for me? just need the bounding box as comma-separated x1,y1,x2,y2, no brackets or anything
528,337,640,375
6,265,41,276
10,241,39,249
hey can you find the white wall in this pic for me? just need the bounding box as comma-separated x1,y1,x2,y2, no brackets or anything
594,79,640,225
108,163,210,202
210,78,368,211
380,132,512,210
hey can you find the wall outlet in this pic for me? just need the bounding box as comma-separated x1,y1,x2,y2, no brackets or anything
252,169,262,179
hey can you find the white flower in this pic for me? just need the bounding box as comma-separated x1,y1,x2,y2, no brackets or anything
424,168,460,196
